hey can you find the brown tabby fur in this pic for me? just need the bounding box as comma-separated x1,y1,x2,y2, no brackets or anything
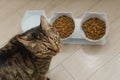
0,16,61,80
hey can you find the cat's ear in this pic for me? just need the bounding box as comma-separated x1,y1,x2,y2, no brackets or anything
40,16,51,31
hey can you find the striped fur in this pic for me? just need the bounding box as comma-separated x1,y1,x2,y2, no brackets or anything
0,16,60,80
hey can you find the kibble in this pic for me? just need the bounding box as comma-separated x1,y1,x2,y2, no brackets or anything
82,18,106,40
53,16,75,39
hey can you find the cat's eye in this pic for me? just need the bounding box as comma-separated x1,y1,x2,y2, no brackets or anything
43,48,51,53
44,48,49,52
53,37,59,43
54,37,57,41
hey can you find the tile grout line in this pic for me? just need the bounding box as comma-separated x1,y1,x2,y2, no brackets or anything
87,51,120,80
110,16,120,25
15,0,33,17
87,0,120,24
87,0,103,11
48,63,61,73
48,64,75,80
61,64,76,80
49,47,81,72
0,1,31,24
16,11,23,18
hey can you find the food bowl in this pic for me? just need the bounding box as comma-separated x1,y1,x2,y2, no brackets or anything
21,10,109,45
80,12,109,42
49,12,75,40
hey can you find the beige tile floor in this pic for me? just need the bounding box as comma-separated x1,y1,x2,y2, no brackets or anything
0,0,120,80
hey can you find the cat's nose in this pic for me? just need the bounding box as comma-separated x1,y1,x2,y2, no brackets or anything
54,47,59,53
54,46,60,53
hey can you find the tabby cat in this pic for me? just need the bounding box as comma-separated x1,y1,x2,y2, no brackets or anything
0,16,61,80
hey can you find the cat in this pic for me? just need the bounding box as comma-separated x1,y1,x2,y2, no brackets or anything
0,16,61,80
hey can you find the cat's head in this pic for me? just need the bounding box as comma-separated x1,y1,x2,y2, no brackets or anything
18,16,61,57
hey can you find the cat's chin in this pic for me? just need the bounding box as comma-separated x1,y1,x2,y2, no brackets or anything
52,49,60,56
35,53,53,58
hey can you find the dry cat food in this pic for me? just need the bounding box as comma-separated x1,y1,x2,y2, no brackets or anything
82,18,106,40
53,15,75,39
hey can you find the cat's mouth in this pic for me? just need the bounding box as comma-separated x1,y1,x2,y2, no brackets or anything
54,50,59,53
51,46,61,56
